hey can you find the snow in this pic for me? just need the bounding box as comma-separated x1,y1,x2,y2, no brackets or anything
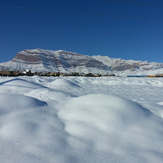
0,76,163,163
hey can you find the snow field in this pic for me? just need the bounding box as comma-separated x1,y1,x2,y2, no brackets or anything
0,76,163,163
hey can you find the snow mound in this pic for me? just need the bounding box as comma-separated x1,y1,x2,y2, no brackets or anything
0,78,45,94
0,93,67,163
58,94,163,162
0,93,47,142
0,78,44,88
0,93,46,113
50,78,80,89
59,94,151,123
158,102,163,105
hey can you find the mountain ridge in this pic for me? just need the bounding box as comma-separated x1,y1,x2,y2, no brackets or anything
0,49,163,75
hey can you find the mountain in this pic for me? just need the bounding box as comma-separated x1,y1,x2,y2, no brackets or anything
0,49,163,75
92,55,163,75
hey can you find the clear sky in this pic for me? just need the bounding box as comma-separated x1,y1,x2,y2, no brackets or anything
0,0,163,63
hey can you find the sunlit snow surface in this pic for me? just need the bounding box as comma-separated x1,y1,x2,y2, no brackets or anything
0,76,163,163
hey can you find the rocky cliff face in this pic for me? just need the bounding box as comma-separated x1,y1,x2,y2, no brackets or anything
1,49,110,74
12,50,41,63
0,49,163,75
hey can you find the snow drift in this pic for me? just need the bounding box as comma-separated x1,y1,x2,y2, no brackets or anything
0,76,163,163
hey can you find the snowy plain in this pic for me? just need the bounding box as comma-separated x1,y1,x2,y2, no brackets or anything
0,76,163,163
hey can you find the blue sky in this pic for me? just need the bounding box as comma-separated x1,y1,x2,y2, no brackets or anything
0,0,163,63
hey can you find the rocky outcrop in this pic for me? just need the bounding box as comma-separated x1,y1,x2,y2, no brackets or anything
1,49,110,73
12,53,41,63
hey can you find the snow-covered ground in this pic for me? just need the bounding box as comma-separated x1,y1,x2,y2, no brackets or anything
0,76,163,163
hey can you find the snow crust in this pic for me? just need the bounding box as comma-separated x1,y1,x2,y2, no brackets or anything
0,76,163,163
